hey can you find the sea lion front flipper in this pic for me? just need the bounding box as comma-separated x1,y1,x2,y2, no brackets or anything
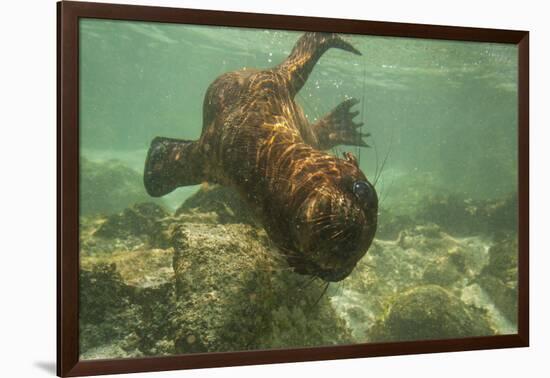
276,32,361,97
311,98,370,150
144,137,205,197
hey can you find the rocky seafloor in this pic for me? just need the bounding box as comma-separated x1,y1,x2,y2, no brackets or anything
79,160,518,360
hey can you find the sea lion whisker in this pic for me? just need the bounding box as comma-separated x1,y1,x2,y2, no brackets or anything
333,230,354,244
373,122,395,187
278,251,302,259
297,90,322,123
371,134,380,186
315,222,341,235
309,215,335,223
311,219,339,229
329,229,346,241
331,145,341,159
308,214,339,223
373,148,389,187
364,262,377,270
311,281,331,307
308,217,337,226
276,247,305,259
299,275,318,290
296,70,326,122
336,280,345,296
379,173,396,208
358,58,368,166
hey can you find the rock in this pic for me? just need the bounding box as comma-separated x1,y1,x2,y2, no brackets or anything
79,263,141,355
80,157,165,216
375,209,415,240
460,284,517,334
79,262,178,358
422,259,462,287
422,249,467,287
170,224,352,353
80,248,175,288
78,176,518,358
80,343,144,360
417,193,517,237
332,227,492,341
131,282,178,356
175,184,256,225
79,207,352,358
477,236,518,325
93,202,171,248
483,236,518,279
366,285,495,342
79,263,134,325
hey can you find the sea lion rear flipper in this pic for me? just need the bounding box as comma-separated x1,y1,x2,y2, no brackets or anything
311,97,370,150
144,137,205,197
276,32,361,96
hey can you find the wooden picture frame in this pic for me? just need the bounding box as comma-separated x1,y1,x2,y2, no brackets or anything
57,1,529,376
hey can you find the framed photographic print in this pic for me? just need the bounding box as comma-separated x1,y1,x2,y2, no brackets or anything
57,1,529,376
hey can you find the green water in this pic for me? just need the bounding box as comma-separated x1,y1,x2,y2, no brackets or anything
79,19,518,209
78,18,519,358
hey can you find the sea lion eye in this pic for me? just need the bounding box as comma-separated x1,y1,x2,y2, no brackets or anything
352,180,374,204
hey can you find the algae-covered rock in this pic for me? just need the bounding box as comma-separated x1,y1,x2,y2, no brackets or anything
94,202,171,248
417,193,517,237
79,263,142,355
80,263,133,325
79,261,179,359
131,282,178,356
477,236,518,325
422,250,467,287
176,184,256,225
78,179,518,360
170,224,352,353
366,285,495,342
80,157,164,216
483,236,518,279
81,248,174,288
79,191,353,359
375,209,415,240
332,225,492,340
375,189,516,247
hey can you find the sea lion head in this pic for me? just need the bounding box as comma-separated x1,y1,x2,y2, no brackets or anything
288,152,378,282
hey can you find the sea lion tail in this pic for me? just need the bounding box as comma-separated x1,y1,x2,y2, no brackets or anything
277,32,361,96
144,137,205,197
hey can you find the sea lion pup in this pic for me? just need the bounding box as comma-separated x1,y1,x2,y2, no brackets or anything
144,32,378,282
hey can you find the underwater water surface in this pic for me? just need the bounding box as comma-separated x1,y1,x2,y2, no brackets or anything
78,19,518,359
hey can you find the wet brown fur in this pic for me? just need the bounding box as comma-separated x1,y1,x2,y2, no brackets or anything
145,33,378,281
